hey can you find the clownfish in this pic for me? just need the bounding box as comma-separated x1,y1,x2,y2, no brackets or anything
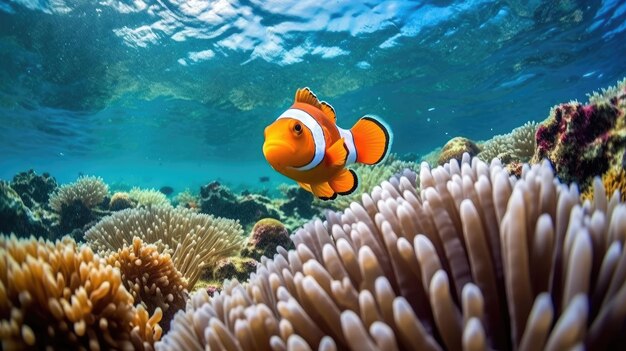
262,87,393,200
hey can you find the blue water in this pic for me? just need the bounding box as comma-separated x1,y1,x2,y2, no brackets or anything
1,0,625,192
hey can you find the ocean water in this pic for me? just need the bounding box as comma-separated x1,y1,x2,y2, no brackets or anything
0,0,625,192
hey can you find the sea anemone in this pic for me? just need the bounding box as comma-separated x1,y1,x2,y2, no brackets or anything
106,237,188,332
85,206,245,288
323,155,419,211
156,155,626,350
0,235,162,350
48,175,108,213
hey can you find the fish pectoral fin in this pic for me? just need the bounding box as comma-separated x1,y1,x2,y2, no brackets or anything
297,182,313,193
329,169,359,195
295,87,322,108
325,138,349,167
320,101,336,121
311,182,337,200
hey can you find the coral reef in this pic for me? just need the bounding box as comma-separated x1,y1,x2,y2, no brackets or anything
173,189,199,210
0,181,50,237
582,167,626,202
477,121,538,164
212,256,258,282
156,155,626,350
242,218,293,260
106,237,188,333
0,235,162,350
85,206,245,288
110,191,135,211
48,175,109,213
199,181,280,229
48,175,110,237
10,169,57,207
129,187,172,208
438,136,480,165
532,78,626,190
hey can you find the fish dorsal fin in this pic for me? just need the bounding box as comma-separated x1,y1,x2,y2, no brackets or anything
295,87,322,109
320,101,336,121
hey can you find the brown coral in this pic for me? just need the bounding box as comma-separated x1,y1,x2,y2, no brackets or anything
156,155,626,351
106,237,188,333
48,175,109,212
438,137,480,165
85,206,245,289
0,235,162,350
242,218,292,260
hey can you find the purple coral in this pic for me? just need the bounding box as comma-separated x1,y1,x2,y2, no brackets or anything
532,79,626,189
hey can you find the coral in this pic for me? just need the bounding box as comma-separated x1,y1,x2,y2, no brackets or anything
199,181,280,229
10,169,57,207
156,155,626,350
437,136,480,165
106,237,188,333
212,256,258,282
477,121,538,165
509,121,538,162
129,187,172,208
0,235,162,350
532,78,626,190
242,218,293,260
173,189,199,210
85,206,245,289
582,167,626,202
48,175,109,213
110,191,135,211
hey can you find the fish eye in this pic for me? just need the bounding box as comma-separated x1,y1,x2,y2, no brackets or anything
293,122,303,135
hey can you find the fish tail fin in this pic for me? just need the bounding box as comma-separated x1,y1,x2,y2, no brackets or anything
350,115,393,165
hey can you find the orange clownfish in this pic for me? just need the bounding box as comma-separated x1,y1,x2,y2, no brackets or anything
262,87,393,200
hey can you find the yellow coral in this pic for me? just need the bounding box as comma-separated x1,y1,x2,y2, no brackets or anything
582,167,626,202
0,235,161,350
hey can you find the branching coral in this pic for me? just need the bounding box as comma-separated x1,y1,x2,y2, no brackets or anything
156,155,626,350
85,206,245,288
477,121,538,164
106,237,188,333
48,175,108,213
0,235,162,350
129,187,172,208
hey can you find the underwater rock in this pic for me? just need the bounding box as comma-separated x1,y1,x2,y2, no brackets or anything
10,169,57,207
0,181,50,238
212,256,258,282
532,78,626,190
438,136,480,165
242,218,292,260
582,167,626,202
278,185,318,219
199,181,280,228
55,200,110,241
